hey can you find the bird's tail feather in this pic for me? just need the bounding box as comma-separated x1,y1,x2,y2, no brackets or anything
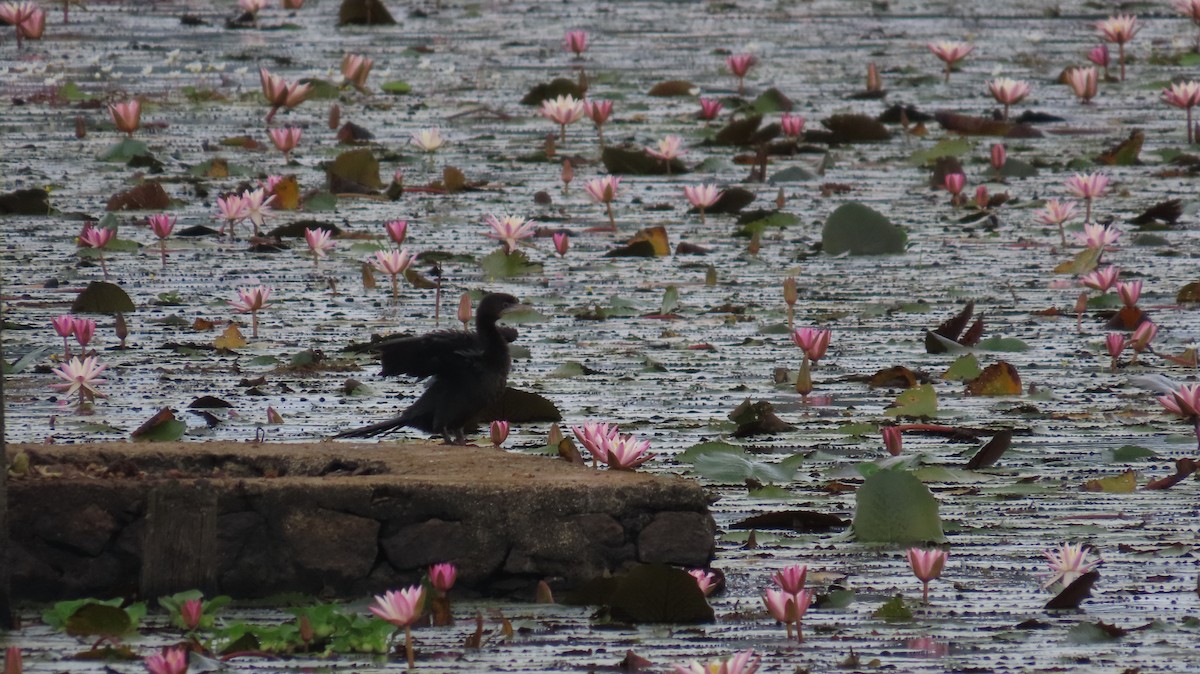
334,417,409,439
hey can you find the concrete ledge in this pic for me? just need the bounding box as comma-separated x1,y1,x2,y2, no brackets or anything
5,442,715,601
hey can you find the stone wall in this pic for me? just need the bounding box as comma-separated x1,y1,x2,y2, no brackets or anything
5,442,715,601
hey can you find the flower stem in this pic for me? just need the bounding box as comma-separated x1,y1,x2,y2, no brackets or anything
922,581,930,605
405,625,414,670
605,202,616,231
391,275,399,304
159,240,167,269
251,311,259,339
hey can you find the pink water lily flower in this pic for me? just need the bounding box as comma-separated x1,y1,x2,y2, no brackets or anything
1066,172,1108,224
570,422,620,464
687,568,718,596
646,135,683,173
1036,199,1079,247
72,317,96,350
259,67,312,122
553,231,569,257
341,53,373,89
230,285,272,338
1105,333,1127,370
1066,66,1098,104
541,94,585,142
584,175,622,230
943,172,966,203
1097,14,1139,80
371,585,425,669
268,126,302,160
429,562,457,594
583,99,613,144
726,53,756,95
180,598,203,631
1086,44,1110,72
52,355,107,406
673,650,760,674
1163,81,1200,143
385,219,408,246
371,585,425,627
148,213,175,240
217,194,249,239
373,249,413,303
489,420,509,447
763,588,813,641
485,214,537,253
698,97,723,121
1130,321,1157,362
1157,382,1200,418
989,143,1006,174
1042,542,1099,590
927,40,973,82
791,327,831,364
4,2,42,45
563,29,588,57
304,227,335,266
1076,222,1120,251
52,315,75,357
882,425,903,456
241,188,274,235
771,564,807,593
907,547,947,604
239,0,268,16
596,432,655,470
1116,280,1141,308
780,113,805,139
684,184,723,225
109,100,141,136
80,224,115,279
143,645,188,674
986,78,1030,120
1081,265,1119,293
1176,0,1200,49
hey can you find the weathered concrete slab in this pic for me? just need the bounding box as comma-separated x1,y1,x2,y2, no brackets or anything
4,442,714,601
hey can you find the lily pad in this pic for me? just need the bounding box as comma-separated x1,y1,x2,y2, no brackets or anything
853,470,944,543
379,80,412,95
480,248,543,278
884,383,937,418
821,202,907,255
327,148,383,192
72,282,136,314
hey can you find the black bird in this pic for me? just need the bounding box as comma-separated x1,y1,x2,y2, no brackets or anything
336,293,523,444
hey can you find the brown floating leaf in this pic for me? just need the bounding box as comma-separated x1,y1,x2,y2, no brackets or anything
213,324,247,350
336,121,374,144
106,181,170,211
732,510,847,532
820,113,891,143
1096,130,1144,166
520,78,585,106
189,395,233,409
706,187,755,214
271,175,301,210
192,317,215,331
327,148,383,192
867,366,919,389
925,301,974,353
965,429,1012,469
934,111,1006,134
337,0,395,25
534,581,555,605
1160,348,1198,367
1177,281,1200,303
1145,458,1197,490
0,187,52,214
960,317,985,347
463,612,484,649
266,406,284,424
1129,198,1181,226
130,407,178,439
606,226,670,257
557,436,585,465
1106,306,1145,330
601,145,688,175
713,115,763,147
266,219,343,238
1045,571,1100,610
441,166,467,193
728,399,795,437
647,79,697,97
618,650,654,672
965,362,1021,396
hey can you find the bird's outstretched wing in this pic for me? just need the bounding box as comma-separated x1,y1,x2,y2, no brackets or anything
375,326,518,379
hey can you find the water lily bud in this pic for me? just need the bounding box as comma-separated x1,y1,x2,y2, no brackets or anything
490,420,509,447
547,423,564,447
882,426,903,456
561,160,573,188
867,62,882,92
990,143,1006,171
328,103,340,130
783,277,798,307
457,293,472,328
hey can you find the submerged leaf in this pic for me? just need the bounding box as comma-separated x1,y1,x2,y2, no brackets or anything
732,510,847,532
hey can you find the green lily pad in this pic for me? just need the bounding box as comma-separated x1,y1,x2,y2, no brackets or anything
97,138,151,162
750,87,793,114
379,80,412,95
975,336,1030,352
690,448,805,484
853,470,944,543
822,202,907,255
884,383,937,418
908,137,973,166
1107,445,1156,462
72,281,136,314
480,248,543,278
